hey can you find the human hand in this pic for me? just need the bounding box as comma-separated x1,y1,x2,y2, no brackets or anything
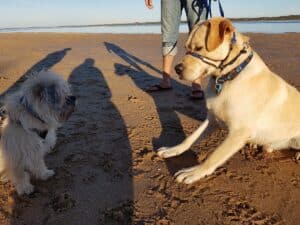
145,0,153,9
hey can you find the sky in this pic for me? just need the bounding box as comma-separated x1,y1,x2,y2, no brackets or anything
0,0,299,28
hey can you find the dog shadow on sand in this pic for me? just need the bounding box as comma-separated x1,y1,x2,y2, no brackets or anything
5,58,133,225
104,42,207,175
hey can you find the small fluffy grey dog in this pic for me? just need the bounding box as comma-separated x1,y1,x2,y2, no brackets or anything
0,71,76,195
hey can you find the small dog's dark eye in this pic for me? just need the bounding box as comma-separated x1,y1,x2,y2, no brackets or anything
195,46,203,51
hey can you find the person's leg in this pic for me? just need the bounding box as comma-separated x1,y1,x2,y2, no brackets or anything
184,0,207,99
161,0,182,80
147,0,182,91
162,55,174,87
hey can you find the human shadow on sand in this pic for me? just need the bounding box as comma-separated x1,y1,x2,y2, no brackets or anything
105,42,207,175
7,58,133,225
0,48,71,104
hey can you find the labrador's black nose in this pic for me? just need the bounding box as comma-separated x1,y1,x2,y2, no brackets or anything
175,63,184,75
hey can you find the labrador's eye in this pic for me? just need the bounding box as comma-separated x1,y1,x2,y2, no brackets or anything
195,46,203,51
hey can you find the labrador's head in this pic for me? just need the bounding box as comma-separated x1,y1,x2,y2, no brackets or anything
175,17,249,82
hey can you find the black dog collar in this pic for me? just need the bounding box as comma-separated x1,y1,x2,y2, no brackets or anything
214,51,254,94
12,119,48,140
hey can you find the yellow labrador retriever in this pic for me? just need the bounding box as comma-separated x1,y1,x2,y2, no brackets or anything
157,17,300,184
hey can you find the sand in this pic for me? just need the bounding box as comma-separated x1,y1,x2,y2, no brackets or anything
0,32,300,225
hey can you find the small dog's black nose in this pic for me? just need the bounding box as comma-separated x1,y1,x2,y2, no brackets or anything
66,96,76,106
175,63,184,75
69,96,76,102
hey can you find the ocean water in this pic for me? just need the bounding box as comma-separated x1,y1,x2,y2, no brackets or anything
0,20,300,34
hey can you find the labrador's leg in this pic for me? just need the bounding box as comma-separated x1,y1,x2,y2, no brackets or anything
264,139,290,153
289,137,300,160
157,119,209,158
295,152,300,160
175,129,249,184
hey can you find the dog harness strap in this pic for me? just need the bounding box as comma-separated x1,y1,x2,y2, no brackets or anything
187,52,220,68
219,47,247,71
20,96,46,124
12,119,48,139
215,51,254,94
187,32,239,69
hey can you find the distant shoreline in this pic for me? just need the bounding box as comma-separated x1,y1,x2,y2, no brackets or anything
230,15,300,22
1,15,300,31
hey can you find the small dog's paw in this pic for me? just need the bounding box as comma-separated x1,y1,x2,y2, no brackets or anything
39,170,55,181
248,143,258,149
157,147,181,158
47,141,56,151
16,183,34,195
44,144,55,154
175,165,213,184
44,130,57,151
295,152,300,161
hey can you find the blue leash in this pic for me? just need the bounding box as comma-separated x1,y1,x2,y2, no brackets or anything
206,0,224,19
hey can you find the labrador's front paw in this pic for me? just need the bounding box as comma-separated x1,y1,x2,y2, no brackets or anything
175,165,214,184
295,152,300,161
157,146,183,158
263,145,274,153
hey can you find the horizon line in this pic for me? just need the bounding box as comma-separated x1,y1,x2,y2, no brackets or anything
0,14,299,30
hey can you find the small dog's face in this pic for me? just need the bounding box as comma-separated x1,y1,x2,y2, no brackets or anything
24,71,76,123
175,18,237,82
60,95,76,122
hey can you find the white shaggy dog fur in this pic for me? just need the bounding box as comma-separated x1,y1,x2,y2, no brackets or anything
0,71,75,195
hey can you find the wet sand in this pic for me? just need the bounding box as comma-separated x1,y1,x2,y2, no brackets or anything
0,32,300,225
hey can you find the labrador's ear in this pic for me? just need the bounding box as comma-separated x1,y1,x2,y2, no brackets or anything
206,18,235,52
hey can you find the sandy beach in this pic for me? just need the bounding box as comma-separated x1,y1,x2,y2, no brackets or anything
0,32,300,225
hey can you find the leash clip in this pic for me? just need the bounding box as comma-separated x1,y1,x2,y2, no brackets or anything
215,77,223,94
